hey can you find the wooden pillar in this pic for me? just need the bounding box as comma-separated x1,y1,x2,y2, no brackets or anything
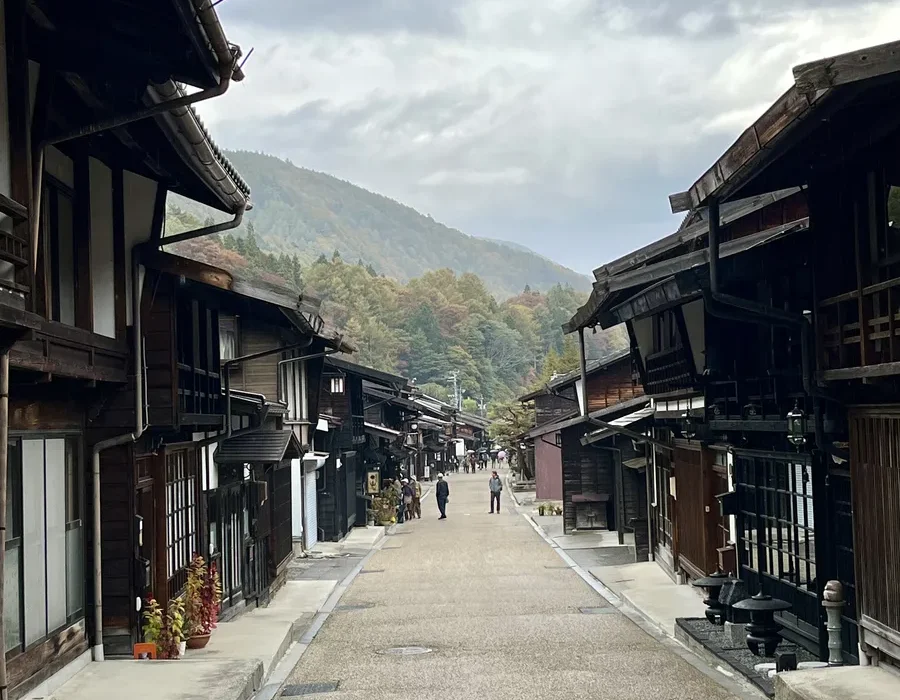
709,198,721,294
614,445,625,546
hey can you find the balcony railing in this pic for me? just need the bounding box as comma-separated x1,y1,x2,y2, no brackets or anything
177,363,222,419
644,345,696,395
819,274,900,380
0,193,30,311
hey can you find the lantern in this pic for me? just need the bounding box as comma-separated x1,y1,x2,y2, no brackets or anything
681,411,696,440
786,401,807,447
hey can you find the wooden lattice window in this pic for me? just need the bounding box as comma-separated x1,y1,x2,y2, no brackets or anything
166,449,199,596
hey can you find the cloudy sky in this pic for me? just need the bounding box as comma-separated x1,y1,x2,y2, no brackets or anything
204,0,900,275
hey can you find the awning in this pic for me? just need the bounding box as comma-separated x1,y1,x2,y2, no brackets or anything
364,422,402,439
418,416,450,428
623,457,647,470
215,430,304,464
581,405,656,446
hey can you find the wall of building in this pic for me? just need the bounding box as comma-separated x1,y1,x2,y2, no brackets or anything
123,170,157,324
534,436,562,501
89,158,116,338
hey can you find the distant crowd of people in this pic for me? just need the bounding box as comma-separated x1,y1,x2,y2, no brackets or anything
444,448,508,474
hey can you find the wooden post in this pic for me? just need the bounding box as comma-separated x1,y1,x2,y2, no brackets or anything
614,445,626,546
708,198,721,294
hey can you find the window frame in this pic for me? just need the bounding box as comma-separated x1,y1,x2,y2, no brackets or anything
5,432,84,658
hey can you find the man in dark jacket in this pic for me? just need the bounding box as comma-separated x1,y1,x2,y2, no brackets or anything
435,473,450,519
489,471,503,513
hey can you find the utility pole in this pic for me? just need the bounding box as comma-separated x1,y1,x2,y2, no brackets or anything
446,371,461,410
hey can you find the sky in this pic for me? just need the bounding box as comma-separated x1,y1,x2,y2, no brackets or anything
202,0,900,275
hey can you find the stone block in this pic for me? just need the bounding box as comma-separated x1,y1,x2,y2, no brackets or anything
725,621,746,647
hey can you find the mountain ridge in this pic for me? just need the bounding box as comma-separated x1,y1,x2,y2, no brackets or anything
170,150,590,299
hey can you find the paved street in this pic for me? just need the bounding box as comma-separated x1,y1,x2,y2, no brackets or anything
281,471,749,699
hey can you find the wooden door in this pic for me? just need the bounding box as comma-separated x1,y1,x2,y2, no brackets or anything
673,445,718,580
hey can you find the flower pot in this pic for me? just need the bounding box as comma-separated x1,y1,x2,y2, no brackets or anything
187,634,211,650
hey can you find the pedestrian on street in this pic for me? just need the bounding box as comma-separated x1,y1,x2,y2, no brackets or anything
435,472,450,519
411,476,422,519
490,448,498,469
489,470,503,514
393,477,405,523
401,478,414,521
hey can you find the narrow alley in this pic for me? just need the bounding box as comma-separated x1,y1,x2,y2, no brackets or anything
275,472,752,700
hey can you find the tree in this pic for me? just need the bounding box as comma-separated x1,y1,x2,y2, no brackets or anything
489,400,535,479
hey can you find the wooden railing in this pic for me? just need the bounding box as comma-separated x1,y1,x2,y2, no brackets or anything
644,345,695,395
0,193,30,310
177,363,222,418
819,274,900,379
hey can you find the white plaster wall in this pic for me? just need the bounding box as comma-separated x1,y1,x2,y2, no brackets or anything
123,170,159,324
44,146,73,188
632,316,653,364
89,158,115,337
682,299,706,374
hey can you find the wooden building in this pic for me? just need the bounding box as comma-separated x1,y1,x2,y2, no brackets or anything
564,40,900,666
319,357,408,540
0,1,252,695
520,350,642,501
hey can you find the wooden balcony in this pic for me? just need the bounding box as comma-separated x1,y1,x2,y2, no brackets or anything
644,345,696,395
0,193,30,313
819,275,900,380
177,363,222,425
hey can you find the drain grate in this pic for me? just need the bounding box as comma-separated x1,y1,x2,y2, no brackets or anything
335,602,375,611
281,681,340,696
377,646,433,656
578,607,618,615
358,568,384,574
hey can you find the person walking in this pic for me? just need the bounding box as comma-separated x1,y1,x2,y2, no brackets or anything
489,470,503,514
401,478,415,521
435,473,450,519
411,476,422,519
393,477,405,524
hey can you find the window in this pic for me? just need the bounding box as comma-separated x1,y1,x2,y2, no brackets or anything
43,179,78,326
166,449,198,598
652,310,679,354
219,315,238,361
330,377,345,394
5,436,82,653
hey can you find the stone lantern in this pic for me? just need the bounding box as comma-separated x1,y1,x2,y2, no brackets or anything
733,591,792,657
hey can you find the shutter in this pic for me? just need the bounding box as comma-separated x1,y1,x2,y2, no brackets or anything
304,471,318,549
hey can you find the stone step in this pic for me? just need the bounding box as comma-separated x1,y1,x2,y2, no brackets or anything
775,666,900,700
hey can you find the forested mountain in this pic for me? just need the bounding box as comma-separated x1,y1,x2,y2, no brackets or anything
168,150,590,299
168,221,627,406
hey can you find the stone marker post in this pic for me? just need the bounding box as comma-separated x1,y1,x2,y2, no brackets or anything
822,580,845,666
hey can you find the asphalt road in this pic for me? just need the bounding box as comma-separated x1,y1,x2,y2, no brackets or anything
282,471,746,699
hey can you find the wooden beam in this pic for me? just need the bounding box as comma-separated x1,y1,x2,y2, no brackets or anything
793,39,900,94
821,362,900,381
669,191,692,214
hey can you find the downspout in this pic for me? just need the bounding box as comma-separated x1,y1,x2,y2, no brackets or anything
90,255,146,661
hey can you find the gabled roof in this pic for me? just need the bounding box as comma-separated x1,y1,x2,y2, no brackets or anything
518,348,631,402
326,356,408,390
674,39,900,210
214,430,303,464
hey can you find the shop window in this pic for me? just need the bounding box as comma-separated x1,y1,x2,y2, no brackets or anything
166,450,198,593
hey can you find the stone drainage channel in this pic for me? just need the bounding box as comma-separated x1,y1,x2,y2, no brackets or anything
278,648,433,696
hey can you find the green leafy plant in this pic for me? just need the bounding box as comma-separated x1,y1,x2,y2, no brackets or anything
143,594,185,659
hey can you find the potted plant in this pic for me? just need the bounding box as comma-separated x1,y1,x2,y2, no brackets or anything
142,594,186,659
538,504,546,516
184,554,221,649
370,495,395,526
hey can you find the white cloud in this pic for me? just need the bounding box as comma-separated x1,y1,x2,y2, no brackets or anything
204,0,900,273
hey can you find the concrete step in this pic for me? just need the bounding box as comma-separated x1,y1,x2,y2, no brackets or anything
775,666,900,700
